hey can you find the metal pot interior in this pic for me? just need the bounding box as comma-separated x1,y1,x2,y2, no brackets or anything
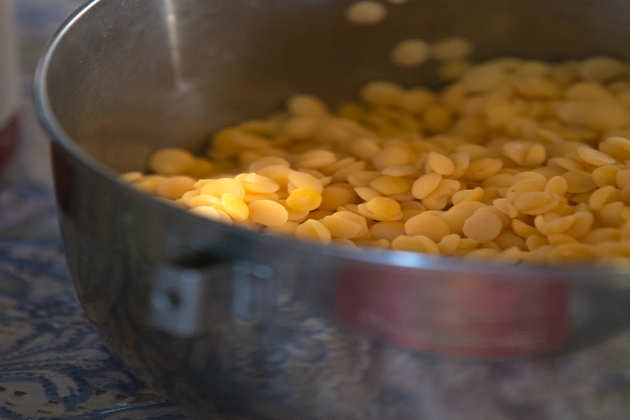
41,0,630,174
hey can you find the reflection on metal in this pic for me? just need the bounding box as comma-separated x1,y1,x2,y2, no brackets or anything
149,261,274,336
162,0,188,92
149,265,207,336
233,261,273,323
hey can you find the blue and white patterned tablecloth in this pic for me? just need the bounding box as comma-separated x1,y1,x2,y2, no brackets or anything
0,1,190,418
0,186,190,420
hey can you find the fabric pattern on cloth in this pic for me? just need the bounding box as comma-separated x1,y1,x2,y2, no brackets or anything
0,183,188,419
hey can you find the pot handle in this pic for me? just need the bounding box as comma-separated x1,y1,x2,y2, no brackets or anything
147,260,274,336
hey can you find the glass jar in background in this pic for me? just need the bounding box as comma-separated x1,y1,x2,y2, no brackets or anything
0,0,20,173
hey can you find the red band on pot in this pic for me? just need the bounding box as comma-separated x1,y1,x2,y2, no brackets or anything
336,265,568,357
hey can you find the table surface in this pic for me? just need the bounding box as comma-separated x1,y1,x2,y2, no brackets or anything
1,1,189,418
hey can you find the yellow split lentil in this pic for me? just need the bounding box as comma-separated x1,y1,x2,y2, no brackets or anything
295,219,332,244
322,211,368,239
155,176,196,200
286,188,323,212
391,39,432,68
432,37,473,61
248,200,288,227
345,1,387,25
404,213,450,242
124,54,630,264
149,148,196,176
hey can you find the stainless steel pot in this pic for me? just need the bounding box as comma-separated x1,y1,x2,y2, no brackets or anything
35,1,630,418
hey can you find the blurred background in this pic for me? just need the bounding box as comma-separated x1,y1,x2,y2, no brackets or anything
4,0,83,184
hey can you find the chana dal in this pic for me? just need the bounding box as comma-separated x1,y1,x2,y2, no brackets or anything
123,55,630,264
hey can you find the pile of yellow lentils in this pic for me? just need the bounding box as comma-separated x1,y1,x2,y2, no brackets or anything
123,56,630,263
